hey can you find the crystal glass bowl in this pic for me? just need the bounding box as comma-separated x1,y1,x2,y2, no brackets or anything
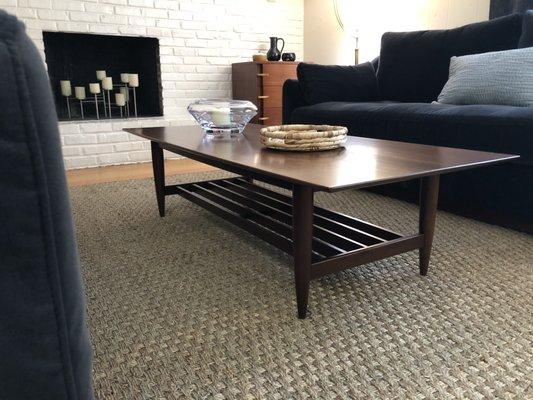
187,99,258,136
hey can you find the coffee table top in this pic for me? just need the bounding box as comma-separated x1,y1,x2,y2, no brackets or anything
125,124,518,192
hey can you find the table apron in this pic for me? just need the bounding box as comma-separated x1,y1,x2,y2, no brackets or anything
159,143,296,190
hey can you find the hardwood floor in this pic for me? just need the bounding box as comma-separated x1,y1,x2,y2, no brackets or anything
67,158,217,187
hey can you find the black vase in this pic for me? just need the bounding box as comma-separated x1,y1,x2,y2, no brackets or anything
267,36,285,61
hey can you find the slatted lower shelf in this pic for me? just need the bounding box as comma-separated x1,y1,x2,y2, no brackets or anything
165,177,422,276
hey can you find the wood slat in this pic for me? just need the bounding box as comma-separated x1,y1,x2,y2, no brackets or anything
165,177,231,195
310,235,424,279
316,208,402,241
174,185,294,257
204,181,362,253
180,183,332,259
194,181,344,257
230,178,400,243
220,180,372,249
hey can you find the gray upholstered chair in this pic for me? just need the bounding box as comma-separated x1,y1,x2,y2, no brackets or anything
0,11,94,399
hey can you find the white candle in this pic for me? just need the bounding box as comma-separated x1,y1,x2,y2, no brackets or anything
60,80,71,96
102,77,113,90
120,73,130,83
128,73,139,87
119,86,129,101
211,107,231,126
115,93,126,106
96,70,106,80
89,83,100,94
74,86,86,100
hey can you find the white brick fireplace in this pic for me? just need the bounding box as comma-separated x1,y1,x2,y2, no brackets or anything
2,0,303,169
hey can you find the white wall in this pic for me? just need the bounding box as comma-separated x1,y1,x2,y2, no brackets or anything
304,0,490,65
0,0,303,169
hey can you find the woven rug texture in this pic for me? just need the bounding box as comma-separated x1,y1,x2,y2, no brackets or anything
70,171,533,400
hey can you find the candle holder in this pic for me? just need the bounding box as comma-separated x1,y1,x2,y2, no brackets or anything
187,99,257,136
94,95,99,119
119,73,131,118
101,90,107,118
120,86,130,118
65,96,72,119
89,83,101,119
129,74,139,117
115,93,126,118
107,91,112,117
102,77,113,118
75,86,86,119
60,80,72,119
96,71,107,118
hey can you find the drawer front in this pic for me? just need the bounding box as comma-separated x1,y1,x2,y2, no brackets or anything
261,64,298,86
260,85,283,108
259,107,282,126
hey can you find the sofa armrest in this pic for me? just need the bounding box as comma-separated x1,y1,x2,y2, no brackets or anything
282,79,307,124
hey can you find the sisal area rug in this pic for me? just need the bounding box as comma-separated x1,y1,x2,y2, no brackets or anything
70,171,532,399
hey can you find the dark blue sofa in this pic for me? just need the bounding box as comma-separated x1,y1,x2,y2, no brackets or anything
283,14,532,233
0,11,94,399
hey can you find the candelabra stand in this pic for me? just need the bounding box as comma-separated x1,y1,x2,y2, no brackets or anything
122,85,130,118
65,96,71,119
74,86,86,120
132,87,137,117
129,74,139,117
60,80,73,119
115,92,126,119
102,77,114,118
104,89,111,118
59,73,140,120
101,91,107,117
94,94,100,119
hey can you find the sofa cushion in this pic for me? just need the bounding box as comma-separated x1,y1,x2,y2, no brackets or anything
289,101,532,165
377,14,523,103
0,11,93,400
518,10,533,47
297,62,378,105
437,47,533,106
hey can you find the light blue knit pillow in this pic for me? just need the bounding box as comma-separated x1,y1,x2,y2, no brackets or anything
437,47,533,107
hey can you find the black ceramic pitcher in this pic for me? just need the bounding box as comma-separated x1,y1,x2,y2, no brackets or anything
267,37,285,61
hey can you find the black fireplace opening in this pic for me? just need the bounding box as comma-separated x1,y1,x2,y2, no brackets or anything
43,32,163,121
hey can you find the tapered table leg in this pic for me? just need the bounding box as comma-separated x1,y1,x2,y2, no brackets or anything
419,175,440,275
151,141,165,217
292,184,314,319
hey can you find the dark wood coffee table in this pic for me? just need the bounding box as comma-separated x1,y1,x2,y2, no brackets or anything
125,124,518,319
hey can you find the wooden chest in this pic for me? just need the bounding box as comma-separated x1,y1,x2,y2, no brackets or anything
232,61,299,126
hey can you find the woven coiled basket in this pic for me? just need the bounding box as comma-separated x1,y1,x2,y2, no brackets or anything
260,124,348,151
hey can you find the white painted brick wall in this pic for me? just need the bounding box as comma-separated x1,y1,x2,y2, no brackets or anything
1,0,304,169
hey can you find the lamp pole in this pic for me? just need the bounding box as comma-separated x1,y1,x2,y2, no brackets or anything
333,0,360,65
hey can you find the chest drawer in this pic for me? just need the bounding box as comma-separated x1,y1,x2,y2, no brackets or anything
260,85,283,108
261,64,298,86
260,107,282,126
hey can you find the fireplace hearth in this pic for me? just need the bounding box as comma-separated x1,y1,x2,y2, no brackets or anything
43,32,163,121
